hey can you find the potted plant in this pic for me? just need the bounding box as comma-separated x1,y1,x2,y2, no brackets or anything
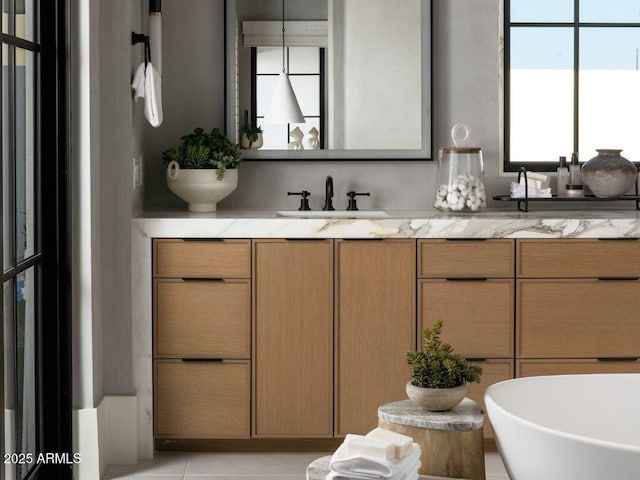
162,127,242,212
240,110,263,149
405,320,482,411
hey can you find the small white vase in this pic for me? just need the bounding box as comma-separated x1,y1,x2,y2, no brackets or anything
406,381,467,411
166,161,238,212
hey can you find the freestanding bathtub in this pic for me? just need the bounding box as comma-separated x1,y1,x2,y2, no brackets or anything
485,374,640,480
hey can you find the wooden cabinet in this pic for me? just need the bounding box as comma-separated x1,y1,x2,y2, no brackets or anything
517,279,640,358
154,360,250,439
418,239,515,439
419,239,514,278
419,279,514,358
253,240,333,437
335,240,416,436
466,360,513,438
516,239,640,379
153,239,251,439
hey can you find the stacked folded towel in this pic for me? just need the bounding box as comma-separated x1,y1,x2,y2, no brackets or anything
510,181,551,198
327,428,421,480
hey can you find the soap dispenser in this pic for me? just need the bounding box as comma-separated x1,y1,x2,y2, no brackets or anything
566,153,583,197
556,156,569,197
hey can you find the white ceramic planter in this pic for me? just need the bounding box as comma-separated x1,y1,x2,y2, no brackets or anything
166,161,238,212
241,132,263,149
406,381,467,411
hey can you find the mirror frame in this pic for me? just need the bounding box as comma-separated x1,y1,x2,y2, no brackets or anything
224,0,433,161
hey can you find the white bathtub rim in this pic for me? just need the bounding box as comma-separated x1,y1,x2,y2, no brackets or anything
485,374,640,455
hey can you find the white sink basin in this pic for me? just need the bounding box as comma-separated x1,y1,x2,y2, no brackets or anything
277,210,389,219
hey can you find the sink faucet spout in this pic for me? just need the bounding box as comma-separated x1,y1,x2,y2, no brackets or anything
323,176,335,211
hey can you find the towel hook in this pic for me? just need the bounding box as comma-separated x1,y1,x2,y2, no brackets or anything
131,32,151,66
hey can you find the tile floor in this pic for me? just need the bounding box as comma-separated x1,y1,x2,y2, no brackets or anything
102,451,510,479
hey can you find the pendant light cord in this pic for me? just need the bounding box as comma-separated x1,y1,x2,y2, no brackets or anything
281,0,286,73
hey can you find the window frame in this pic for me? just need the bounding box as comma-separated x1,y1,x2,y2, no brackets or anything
250,46,326,150
504,0,640,172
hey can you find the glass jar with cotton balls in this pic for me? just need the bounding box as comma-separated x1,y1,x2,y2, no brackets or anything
434,124,487,212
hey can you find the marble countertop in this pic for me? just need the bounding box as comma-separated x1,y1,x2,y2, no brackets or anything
133,208,640,238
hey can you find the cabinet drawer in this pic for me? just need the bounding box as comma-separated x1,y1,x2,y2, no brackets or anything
154,239,250,278
419,239,514,278
517,359,640,377
154,279,250,358
517,279,640,357
517,239,640,278
154,360,250,439
466,360,513,438
419,280,514,357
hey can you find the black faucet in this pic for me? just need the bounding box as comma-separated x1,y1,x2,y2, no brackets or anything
323,175,335,211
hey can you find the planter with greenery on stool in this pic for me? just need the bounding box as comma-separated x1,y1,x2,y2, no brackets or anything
405,320,482,411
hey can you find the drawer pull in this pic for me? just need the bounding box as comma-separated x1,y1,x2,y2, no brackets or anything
284,238,324,241
597,238,639,241
596,277,639,281
181,358,223,362
466,358,487,362
445,238,487,242
445,277,488,282
597,357,638,362
182,238,225,242
342,238,385,241
181,278,226,282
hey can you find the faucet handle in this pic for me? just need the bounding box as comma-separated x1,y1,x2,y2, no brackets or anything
287,190,311,211
346,191,370,211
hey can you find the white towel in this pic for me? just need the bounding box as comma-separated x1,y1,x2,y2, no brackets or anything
510,181,552,198
131,62,146,101
144,62,163,127
130,61,163,127
329,442,421,479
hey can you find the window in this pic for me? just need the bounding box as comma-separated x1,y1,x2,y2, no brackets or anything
505,0,640,171
252,46,325,150
2,0,71,478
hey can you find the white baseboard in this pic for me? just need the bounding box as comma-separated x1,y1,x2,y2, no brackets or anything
73,395,138,479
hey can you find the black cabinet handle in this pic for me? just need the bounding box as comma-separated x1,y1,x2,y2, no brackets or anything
445,238,487,242
181,358,223,363
181,278,225,282
445,277,488,282
466,358,487,362
597,238,639,241
597,357,638,362
596,277,639,281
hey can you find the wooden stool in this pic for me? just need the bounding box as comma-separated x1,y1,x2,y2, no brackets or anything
378,398,485,480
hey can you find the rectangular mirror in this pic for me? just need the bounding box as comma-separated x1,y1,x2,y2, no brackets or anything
225,0,432,160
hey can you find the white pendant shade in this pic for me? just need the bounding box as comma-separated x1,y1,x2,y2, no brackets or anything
264,72,305,124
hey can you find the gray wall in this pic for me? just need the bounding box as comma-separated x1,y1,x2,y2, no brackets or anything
142,0,512,211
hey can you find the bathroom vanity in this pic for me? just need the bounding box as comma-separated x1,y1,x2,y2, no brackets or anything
133,209,640,455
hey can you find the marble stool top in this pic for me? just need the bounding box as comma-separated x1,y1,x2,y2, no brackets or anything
378,398,484,431
306,456,463,480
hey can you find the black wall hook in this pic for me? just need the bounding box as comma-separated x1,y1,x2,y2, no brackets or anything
131,32,151,66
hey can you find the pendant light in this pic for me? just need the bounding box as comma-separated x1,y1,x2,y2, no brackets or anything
264,0,305,124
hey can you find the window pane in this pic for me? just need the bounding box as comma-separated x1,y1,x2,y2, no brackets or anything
2,0,8,34
510,0,573,23
15,48,35,263
288,47,319,74
580,0,640,23
16,268,37,478
258,121,288,149
2,43,12,271
579,27,640,161
256,46,283,74
289,75,319,116
510,28,573,162
3,279,16,478
256,74,277,117
15,0,35,42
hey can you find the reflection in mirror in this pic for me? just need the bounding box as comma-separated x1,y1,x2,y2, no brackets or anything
225,0,432,160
